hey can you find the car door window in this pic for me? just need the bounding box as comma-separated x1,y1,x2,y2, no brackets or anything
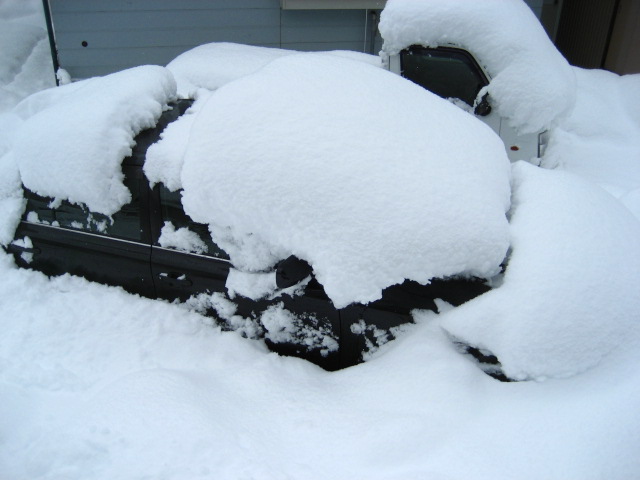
158,186,229,259
400,47,488,106
22,174,143,242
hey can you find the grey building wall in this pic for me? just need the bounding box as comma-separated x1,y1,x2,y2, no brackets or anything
48,0,543,79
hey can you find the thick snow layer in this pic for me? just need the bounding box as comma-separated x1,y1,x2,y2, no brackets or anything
167,42,382,98
1,253,640,480
439,161,640,380
543,68,640,219
8,66,176,215
379,0,576,133
179,53,511,307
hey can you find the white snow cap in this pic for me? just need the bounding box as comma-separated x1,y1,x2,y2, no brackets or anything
440,162,640,380
379,0,576,133
167,42,382,98
11,66,176,215
179,53,511,308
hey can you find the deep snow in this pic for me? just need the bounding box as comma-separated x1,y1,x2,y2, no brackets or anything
1,0,640,479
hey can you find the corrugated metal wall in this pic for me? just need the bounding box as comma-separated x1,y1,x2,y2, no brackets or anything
49,0,542,79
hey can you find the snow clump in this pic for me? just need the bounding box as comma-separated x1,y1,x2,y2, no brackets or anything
438,161,640,380
8,66,176,215
167,42,382,99
178,52,511,308
379,0,576,133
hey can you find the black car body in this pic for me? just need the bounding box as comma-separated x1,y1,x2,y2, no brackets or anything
7,99,491,371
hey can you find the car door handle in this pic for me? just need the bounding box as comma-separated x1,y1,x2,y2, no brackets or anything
158,272,193,287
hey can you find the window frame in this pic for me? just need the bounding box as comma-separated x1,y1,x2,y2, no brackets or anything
399,46,490,107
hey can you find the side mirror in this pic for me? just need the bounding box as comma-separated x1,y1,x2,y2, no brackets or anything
275,256,313,289
474,93,492,117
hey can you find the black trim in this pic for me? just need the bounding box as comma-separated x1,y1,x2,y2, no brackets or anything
41,0,60,85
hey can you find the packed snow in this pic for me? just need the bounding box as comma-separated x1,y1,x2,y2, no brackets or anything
1,0,640,479
380,0,576,133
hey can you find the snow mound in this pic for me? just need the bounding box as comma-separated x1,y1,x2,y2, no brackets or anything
168,43,291,98
379,0,576,133
178,53,511,308
167,42,382,98
543,68,640,219
440,161,640,380
9,66,176,215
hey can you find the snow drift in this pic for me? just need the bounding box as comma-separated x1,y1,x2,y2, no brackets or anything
9,66,176,215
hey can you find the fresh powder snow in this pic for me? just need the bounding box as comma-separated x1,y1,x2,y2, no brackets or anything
178,52,511,307
167,42,382,99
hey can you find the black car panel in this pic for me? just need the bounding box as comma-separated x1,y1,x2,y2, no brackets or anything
7,99,493,372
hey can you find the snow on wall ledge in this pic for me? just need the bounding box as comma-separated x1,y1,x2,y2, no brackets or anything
379,0,576,134
179,53,512,308
10,66,176,215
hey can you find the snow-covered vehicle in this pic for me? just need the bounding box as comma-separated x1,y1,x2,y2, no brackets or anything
4,51,512,373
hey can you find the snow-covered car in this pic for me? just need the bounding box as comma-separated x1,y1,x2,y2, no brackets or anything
3,50,513,374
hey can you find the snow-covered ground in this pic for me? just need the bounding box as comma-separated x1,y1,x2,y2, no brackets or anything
1,1,640,479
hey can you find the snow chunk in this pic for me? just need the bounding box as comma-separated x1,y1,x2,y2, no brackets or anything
159,221,208,254
144,93,211,191
11,66,176,215
379,0,576,133
167,42,382,98
168,43,291,98
261,302,339,356
179,53,511,308
226,268,277,301
440,162,640,380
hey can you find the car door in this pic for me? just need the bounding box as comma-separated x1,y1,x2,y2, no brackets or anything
9,164,154,297
148,183,342,370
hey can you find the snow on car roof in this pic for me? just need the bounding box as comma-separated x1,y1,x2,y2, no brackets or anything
167,42,382,99
0,50,510,309
176,52,511,308
379,0,576,134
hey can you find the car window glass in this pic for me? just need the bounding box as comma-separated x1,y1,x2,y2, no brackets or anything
158,186,229,260
400,47,488,106
22,175,143,242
